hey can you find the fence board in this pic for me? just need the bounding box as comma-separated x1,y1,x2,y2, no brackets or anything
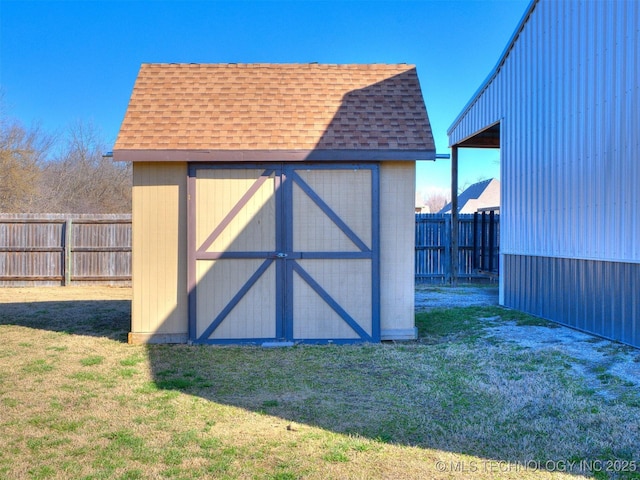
0,214,131,286
2,213,497,287
415,213,500,284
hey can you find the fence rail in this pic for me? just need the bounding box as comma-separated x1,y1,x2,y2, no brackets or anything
0,214,131,286
415,213,500,283
1,213,496,287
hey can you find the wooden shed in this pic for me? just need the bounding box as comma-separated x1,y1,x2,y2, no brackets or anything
114,63,435,345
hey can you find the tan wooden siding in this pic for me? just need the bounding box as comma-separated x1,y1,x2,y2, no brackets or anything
130,162,188,342
293,169,371,252
196,169,276,253
380,162,416,339
194,168,277,340
196,259,276,339
292,168,373,339
294,259,370,339
131,161,416,343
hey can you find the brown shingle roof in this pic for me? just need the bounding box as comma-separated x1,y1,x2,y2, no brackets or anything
114,63,435,161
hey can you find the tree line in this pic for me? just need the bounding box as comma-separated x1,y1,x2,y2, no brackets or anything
1,107,131,214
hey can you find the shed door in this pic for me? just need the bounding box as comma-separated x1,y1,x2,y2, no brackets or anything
188,163,379,344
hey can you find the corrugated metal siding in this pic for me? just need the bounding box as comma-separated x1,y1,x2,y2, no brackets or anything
449,0,640,264
504,254,639,347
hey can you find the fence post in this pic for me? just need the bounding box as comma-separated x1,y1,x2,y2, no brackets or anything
488,210,495,272
443,215,451,284
473,212,478,270
64,219,73,286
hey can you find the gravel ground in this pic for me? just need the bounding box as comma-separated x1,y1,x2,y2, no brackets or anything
416,283,640,396
415,283,499,311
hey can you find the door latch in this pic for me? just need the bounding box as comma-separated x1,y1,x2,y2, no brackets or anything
275,252,288,258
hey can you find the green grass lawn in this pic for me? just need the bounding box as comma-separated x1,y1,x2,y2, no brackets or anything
0,287,639,479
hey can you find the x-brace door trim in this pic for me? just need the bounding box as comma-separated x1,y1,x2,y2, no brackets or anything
187,162,379,344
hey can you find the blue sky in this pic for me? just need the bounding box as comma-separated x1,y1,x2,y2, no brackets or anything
1,0,530,201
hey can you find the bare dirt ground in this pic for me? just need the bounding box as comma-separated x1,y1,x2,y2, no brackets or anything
416,283,640,397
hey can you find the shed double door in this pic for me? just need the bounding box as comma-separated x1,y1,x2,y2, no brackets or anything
188,163,379,344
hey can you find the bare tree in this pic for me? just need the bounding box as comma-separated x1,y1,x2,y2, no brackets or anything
0,94,131,214
0,111,54,212
417,188,450,213
424,192,450,213
40,120,131,213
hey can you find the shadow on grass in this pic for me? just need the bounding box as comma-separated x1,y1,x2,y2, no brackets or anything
3,297,638,475
142,330,640,471
0,300,130,342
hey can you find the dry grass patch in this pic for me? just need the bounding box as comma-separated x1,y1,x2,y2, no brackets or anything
1,287,638,479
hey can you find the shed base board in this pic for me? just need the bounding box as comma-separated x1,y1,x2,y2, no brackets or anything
128,332,188,344
381,327,418,341
262,341,296,348
128,331,416,343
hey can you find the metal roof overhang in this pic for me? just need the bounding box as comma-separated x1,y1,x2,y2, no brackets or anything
112,148,437,162
447,0,537,147
453,123,501,149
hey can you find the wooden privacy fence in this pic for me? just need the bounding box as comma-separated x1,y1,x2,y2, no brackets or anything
415,213,500,283
1,213,497,286
0,214,131,286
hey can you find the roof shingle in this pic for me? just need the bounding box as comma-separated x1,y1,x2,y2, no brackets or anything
114,63,435,161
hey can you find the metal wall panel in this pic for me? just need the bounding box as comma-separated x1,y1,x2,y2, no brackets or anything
504,254,639,347
448,0,640,264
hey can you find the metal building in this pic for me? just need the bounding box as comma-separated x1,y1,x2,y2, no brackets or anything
448,0,639,346
114,63,435,344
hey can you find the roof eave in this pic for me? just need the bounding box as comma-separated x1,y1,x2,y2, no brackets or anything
112,148,437,163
